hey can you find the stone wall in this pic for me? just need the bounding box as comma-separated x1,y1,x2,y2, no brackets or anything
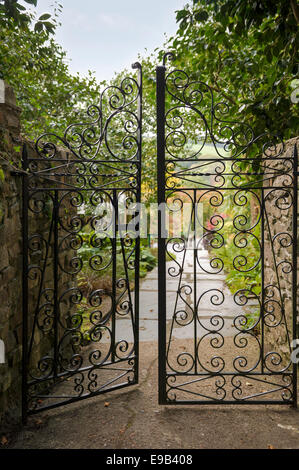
0,81,23,429
263,136,299,367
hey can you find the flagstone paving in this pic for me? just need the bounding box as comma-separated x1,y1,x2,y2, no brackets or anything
115,244,258,343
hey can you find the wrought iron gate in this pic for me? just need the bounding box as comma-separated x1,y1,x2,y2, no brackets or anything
156,54,297,405
22,63,142,422
21,55,297,418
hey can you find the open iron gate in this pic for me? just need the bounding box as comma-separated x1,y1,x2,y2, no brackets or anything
22,63,142,422
21,56,298,421
156,54,298,406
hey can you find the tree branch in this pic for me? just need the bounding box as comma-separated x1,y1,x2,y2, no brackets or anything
209,82,237,105
290,0,299,24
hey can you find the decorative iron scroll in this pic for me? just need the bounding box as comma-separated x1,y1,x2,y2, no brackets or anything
22,63,142,420
157,54,297,405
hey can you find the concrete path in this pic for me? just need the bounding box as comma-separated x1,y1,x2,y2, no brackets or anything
9,339,299,449
6,245,299,449
116,243,257,343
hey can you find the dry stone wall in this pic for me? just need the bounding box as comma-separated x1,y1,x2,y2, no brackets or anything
0,82,23,428
263,137,299,367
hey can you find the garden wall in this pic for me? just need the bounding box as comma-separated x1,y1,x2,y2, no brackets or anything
263,136,299,366
0,81,23,429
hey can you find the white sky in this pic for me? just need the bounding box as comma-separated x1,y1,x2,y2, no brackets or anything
31,0,186,82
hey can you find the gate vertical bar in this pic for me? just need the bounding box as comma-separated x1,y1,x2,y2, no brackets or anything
133,62,142,383
261,186,265,374
156,64,166,404
53,190,59,378
193,190,197,375
292,142,298,408
112,189,117,363
21,143,29,424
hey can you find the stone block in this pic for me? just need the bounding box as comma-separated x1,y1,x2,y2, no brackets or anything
0,370,12,394
0,245,9,272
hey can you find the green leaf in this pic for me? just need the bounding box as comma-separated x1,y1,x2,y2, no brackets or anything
176,9,188,21
43,21,55,32
194,10,209,22
38,13,51,21
34,22,43,32
179,18,188,31
266,48,272,63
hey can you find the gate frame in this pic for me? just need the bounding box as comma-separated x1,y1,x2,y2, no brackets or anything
21,63,142,424
156,55,298,407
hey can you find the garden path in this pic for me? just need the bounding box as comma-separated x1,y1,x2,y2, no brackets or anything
119,242,257,343
8,244,299,450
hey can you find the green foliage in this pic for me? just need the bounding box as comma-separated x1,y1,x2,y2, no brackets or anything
77,230,157,296
0,0,59,34
0,6,103,139
214,225,261,294
140,247,157,271
76,235,157,345
163,0,299,141
209,190,261,296
207,188,262,336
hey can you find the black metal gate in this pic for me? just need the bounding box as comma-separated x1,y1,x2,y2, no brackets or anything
22,63,142,422
156,54,297,405
22,55,298,418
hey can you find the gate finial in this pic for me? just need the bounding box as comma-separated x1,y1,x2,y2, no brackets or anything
132,62,142,70
162,52,175,66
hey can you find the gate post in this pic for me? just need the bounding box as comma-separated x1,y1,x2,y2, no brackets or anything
292,142,298,408
21,143,29,425
132,62,142,384
156,63,167,404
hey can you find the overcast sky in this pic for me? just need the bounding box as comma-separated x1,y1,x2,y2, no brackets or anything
31,0,186,82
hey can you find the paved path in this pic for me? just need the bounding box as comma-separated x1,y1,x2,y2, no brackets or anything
6,245,299,449
117,244,257,343
9,339,299,449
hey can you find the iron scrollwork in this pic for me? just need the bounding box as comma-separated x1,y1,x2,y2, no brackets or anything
158,54,297,405
22,63,142,419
